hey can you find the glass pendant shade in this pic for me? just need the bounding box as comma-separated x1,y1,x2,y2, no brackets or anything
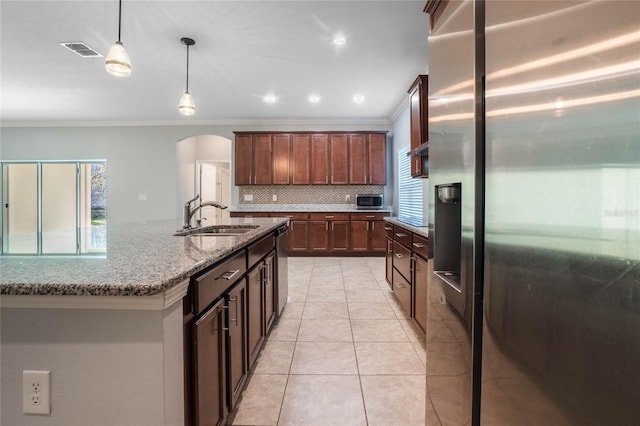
178,92,196,116
105,41,132,77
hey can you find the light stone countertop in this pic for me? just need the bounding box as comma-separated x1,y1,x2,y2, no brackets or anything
230,204,391,213
385,217,430,239
0,218,287,297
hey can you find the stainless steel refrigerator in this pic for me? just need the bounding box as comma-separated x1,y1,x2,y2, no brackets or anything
426,1,640,424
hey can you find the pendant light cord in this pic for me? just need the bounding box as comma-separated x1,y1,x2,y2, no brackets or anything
117,0,122,41
185,44,190,92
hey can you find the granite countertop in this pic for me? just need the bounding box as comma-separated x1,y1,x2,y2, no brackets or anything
385,217,430,238
0,218,287,297
230,204,391,213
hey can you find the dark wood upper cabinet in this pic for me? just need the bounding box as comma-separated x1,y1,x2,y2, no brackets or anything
368,133,387,185
235,133,273,185
348,134,367,185
291,134,311,185
310,134,330,185
272,134,291,185
349,133,387,185
235,131,385,185
408,75,429,178
329,134,349,185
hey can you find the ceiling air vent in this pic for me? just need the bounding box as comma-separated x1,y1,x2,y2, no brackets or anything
60,42,102,58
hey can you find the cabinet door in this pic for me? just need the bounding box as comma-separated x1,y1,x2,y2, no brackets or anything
368,134,387,185
235,135,253,185
310,134,329,184
291,134,311,185
273,134,291,185
309,220,330,253
350,220,369,252
385,237,393,287
263,252,276,333
330,134,349,185
192,299,227,426
330,221,350,252
289,220,309,252
413,255,428,332
348,134,367,184
246,266,264,366
370,220,387,252
227,281,247,410
254,134,273,185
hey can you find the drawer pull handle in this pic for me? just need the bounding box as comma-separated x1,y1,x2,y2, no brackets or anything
412,243,426,248
396,233,408,237
395,253,404,258
366,215,375,218
217,269,240,281
395,282,404,288
325,215,335,219
384,226,393,231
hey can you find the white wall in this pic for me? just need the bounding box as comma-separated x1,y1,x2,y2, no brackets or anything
1,122,389,225
0,302,184,426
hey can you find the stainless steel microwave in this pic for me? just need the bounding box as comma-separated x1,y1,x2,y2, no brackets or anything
355,194,384,210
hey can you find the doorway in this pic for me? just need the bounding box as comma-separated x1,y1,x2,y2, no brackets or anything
196,161,231,222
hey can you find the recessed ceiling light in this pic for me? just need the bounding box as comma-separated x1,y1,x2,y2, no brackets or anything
263,94,278,104
332,35,347,46
308,95,321,104
353,94,365,104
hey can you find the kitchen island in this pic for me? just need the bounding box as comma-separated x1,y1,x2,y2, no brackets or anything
0,217,288,426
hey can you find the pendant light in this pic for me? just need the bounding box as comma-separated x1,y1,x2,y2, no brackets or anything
105,0,132,77
178,37,196,116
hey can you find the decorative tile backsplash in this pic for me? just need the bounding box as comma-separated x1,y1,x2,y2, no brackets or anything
238,185,383,205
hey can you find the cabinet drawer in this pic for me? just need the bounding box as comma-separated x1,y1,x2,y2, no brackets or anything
393,240,412,282
193,250,247,314
384,223,394,238
248,234,275,267
412,234,430,259
351,212,388,221
309,212,350,221
393,226,412,248
392,267,412,315
279,212,309,220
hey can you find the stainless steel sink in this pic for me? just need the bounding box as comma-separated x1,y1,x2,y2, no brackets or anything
174,225,259,237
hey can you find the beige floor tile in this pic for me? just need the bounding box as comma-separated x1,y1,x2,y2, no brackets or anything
278,375,366,426
351,319,410,342
290,341,358,374
412,340,427,367
344,277,381,289
399,319,427,342
297,319,353,342
278,302,304,319
355,342,425,375
253,341,295,374
231,374,288,425
305,288,346,303
346,288,388,303
308,277,345,289
302,302,349,320
361,375,426,426
267,319,300,342
348,302,397,320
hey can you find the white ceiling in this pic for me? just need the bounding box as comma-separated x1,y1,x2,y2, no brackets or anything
1,1,429,124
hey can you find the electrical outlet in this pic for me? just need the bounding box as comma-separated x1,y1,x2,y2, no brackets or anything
272,194,277,202
345,194,351,202
244,194,253,202
23,370,50,415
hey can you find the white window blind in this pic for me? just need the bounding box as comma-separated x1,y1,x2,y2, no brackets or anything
397,146,423,221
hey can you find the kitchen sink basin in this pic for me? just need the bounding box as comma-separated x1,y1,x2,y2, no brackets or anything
174,225,259,237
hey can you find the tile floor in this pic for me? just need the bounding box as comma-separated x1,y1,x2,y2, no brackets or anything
229,257,427,426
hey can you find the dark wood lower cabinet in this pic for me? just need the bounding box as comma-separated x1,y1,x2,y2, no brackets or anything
247,265,264,367
226,281,247,411
385,237,393,287
350,220,369,252
309,220,330,253
413,254,428,332
331,221,350,252
288,220,309,252
264,252,276,332
192,298,227,426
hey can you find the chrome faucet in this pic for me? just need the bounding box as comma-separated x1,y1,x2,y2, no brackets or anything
182,194,228,229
